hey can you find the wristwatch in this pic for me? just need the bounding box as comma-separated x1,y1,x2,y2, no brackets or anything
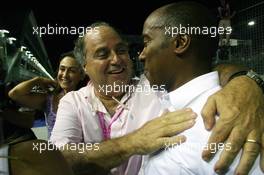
246,70,264,92
229,70,264,92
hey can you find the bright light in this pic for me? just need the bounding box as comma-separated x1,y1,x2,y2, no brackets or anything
248,21,255,26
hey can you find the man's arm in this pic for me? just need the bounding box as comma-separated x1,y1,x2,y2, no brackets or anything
202,63,264,174
62,110,196,175
52,94,196,174
213,63,248,87
8,77,57,110
10,140,74,175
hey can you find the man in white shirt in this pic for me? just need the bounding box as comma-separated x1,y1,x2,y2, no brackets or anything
50,21,264,175
138,1,263,174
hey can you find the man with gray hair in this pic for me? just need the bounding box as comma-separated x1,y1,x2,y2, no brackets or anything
51,22,196,175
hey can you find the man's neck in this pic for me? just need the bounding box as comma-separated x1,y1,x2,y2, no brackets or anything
94,89,125,116
168,67,211,93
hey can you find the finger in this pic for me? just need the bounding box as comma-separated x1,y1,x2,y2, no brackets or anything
148,111,196,137
214,127,246,174
39,79,56,88
149,109,196,132
162,119,196,137
47,80,57,87
261,134,264,172
161,108,193,118
41,77,57,85
51,80,58,87
161,109,197,124
235,129,261,175
202,117,233,162
49,81,58,89
159,135,187,150
201,95,217,130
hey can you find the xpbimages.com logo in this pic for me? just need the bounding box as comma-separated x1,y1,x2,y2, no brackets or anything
164,140,232,154
32,24,99,37
164,24,232,38
32,141,100,154
99,81,166,95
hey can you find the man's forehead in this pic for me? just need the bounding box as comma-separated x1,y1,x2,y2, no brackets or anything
143,23,163,39
84,27,125,50
143,15,164,36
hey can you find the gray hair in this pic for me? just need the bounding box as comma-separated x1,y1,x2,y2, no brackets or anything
74,22,125,67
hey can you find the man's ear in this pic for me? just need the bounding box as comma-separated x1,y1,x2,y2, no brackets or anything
173,34,191,54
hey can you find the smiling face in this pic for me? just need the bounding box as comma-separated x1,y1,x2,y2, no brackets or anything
57,56,82,93
83,26,133,97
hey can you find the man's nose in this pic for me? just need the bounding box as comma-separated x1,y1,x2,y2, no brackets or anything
110,51,121,64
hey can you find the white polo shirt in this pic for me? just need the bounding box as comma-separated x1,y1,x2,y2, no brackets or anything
50,75,162,175
141,71,262,175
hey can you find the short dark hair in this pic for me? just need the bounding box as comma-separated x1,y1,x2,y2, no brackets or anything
150,1,216,32
57,50,85,76
59,51,75,61
152,1,218,57
59,50,82,69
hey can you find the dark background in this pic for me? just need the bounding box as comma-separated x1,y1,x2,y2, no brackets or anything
0,0,220,70
2,0,264,74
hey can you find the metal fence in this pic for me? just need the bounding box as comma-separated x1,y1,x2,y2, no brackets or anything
214,0,264,74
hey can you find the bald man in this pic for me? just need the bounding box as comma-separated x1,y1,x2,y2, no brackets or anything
138,1,263,174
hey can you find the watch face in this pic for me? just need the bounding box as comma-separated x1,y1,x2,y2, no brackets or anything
247,70,264,91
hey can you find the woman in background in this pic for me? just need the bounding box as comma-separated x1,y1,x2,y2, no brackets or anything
0,57,74,175
8,51,86,138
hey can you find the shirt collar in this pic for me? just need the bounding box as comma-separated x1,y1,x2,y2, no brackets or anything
84,80,136,115
160,71,219,110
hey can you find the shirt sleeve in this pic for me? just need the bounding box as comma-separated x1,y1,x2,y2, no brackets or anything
50,93,83,147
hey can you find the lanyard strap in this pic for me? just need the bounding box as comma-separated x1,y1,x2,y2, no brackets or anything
97,94,131,140
97,111,109,140
97,107,124,140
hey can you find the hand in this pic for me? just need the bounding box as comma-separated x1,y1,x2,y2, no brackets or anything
34,77,58,91
128,108,197,155
201,76,264,174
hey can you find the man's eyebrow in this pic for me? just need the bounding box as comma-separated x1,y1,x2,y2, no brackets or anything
149,23,164,29
94,46,108,53
151,26,163,30
142,25,164,39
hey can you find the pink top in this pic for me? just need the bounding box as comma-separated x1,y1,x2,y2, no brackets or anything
50,75,162,175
